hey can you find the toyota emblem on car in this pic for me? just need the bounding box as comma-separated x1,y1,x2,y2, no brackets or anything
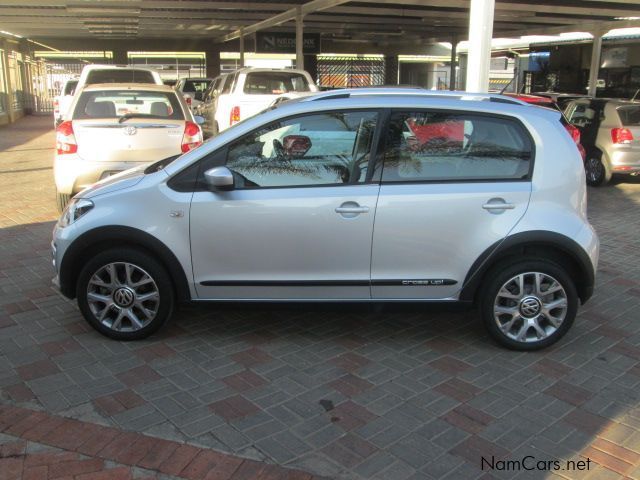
123,125,137,136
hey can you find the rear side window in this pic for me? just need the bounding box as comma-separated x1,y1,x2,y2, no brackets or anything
243,72,310,94
379,111,533,182
221,74,235,94
64,80,78,95
73,90,184,120
85,70,155,84
617,106,640,126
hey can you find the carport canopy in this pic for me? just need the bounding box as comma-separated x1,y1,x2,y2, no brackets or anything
1,0,639,92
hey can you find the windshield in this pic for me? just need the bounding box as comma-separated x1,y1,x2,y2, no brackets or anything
85,69,156,84
617,106,640,126
73,90,184,120
183,80,211,93
244,72,310,94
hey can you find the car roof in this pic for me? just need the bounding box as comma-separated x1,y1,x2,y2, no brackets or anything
79,83,177,93
231,67,310,75
82,64,158,72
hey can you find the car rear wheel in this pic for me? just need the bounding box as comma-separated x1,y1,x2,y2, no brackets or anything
76,248,174,340
480,258,578,350
56,191,71,213
585,156,611,186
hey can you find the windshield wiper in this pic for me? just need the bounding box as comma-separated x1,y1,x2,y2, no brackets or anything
118,113,150,124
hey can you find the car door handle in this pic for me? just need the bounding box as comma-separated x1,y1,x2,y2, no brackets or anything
482,203,515,210
335,206,370,214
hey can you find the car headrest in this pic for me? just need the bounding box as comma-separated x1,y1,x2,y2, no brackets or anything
85,100,115,117
150,102,169,117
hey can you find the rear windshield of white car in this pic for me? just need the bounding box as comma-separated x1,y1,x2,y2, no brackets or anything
73,90,184,120
618,106,640,126
85,70,156,84
243,72,310,94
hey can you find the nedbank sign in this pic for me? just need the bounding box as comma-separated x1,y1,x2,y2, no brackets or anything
255,32,321,54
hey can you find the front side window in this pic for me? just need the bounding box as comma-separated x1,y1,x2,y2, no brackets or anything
225,111,378,188
378,111,533,182
73,90,184,120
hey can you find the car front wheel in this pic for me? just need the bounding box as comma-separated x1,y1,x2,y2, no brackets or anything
76,248,174,340
480,259,578,350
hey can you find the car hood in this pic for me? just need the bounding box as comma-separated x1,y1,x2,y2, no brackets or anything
76,165,149,199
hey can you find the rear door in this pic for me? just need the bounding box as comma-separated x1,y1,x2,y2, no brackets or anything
370,110,534,300
71,89,185,163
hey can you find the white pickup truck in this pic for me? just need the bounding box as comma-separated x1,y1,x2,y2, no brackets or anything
203,68,318,136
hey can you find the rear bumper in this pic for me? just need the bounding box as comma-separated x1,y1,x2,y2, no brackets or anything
54,155,148,194
610,149,640,173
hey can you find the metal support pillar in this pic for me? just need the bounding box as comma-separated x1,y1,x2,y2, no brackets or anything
450,36,458,90
296,7,304,70
465,0,495,92
588,32,604,97
239,28,245,68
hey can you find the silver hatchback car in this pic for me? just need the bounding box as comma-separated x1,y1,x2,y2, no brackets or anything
51,89,599,350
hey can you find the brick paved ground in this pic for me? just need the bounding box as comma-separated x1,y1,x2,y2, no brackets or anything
1,115,640,479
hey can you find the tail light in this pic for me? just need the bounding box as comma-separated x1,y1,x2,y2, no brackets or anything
56,121,77,155
611,127,633,144
185,96,192,106
564,123,585,161
230,106,241,125
181,121,203,153
53,98,59,115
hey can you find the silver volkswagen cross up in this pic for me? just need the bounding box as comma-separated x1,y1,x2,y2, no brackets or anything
51,89,599,350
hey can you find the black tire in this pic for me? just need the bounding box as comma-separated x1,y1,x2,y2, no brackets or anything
585,155,611,186
76,247,175,340
480,258,578,351
56,191,72,213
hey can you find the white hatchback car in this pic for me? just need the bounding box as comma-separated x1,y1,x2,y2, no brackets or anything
54,83,203,211
51,89,598,350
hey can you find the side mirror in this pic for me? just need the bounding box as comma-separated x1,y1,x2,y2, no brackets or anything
204,166,234,191
193,115,205,125
282,135,312,159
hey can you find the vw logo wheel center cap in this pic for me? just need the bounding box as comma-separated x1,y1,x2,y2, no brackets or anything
113,287,135,308
519,295,542,318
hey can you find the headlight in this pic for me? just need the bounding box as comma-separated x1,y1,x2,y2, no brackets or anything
58,198,94,228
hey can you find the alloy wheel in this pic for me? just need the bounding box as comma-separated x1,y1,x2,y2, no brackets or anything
86,262,160,332
493,272,568,344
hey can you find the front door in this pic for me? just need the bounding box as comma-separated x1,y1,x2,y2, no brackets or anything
370,110,534,300
190,109,381,300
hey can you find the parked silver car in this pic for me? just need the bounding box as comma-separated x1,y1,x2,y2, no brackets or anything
51,89,598,350
564,98,640,185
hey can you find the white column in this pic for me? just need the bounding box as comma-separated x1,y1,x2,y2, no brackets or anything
465,0,495,92
450,36,458,90
588,31,604,98
296,7,304,70
239,28,245,68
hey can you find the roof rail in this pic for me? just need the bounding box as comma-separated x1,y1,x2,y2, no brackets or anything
303,88,526,105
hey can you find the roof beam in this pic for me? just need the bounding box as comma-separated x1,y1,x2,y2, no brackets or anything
218,0,352,43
